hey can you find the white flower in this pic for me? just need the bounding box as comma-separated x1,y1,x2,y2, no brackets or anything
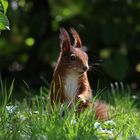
104,120,116,126
20,114,26,122
6,105,17,114
99,129,114,138
94,122,101,130
71,118,77,125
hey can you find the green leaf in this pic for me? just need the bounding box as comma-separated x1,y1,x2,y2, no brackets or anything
0,11,9,30
8,79,15,101
0,0,8,14
0,3,4,12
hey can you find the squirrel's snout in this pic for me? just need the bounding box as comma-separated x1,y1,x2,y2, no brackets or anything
83,65,89,71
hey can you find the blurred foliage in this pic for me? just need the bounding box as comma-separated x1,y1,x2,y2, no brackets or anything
0,0,140,92
0,0,9,31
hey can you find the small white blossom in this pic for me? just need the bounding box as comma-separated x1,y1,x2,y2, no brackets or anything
99,129,114,138
104,120,116,126
94,122,101,130
71,118,77,125
20,114,26,122
6,105,17,114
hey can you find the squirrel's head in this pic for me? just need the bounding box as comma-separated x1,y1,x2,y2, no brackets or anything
59,28,89,74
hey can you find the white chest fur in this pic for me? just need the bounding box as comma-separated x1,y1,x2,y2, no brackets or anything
65,73,79,101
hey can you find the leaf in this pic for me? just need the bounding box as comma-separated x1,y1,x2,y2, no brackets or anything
0,0,8,14
8,79,15,101
0,3,3,12
0,11,9,30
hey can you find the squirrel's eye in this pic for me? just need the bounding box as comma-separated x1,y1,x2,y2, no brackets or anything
70,55,76,61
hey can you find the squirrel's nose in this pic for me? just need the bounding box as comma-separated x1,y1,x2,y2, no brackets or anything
83,65,88,71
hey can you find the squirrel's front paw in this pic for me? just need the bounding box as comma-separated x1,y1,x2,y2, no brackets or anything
78,94,87,103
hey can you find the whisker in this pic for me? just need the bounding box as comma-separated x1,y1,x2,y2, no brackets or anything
89,63,102,66
88,63,105,77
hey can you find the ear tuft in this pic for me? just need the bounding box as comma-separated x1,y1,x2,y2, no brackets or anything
70,28,82,48
59,28,71,52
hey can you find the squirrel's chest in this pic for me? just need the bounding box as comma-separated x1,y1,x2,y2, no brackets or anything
64,74,79,101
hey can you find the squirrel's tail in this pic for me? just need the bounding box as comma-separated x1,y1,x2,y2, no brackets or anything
94,100,109,120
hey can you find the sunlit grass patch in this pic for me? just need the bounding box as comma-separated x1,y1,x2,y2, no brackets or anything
0,80,140,140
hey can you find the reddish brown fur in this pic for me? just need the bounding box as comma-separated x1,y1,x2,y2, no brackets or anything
49,28,109,120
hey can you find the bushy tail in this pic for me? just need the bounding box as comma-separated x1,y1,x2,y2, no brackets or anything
94,100,109,120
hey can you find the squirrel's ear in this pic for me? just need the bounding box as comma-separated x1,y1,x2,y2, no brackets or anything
59,28,71,52
70,28,82,48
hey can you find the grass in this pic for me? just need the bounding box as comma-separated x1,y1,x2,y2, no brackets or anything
0,80,140,140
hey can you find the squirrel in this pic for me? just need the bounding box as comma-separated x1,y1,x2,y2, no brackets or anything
49,28,109,120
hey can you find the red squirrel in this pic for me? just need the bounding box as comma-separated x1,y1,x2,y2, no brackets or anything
49,28,109,120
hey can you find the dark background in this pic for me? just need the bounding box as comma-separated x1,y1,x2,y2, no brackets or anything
0,0,140,97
